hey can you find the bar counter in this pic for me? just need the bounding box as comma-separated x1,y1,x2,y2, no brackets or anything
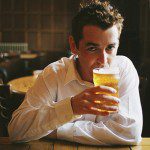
0,137,149,150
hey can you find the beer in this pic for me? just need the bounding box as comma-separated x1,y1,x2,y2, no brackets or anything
93,67,119,97
93,67,119,113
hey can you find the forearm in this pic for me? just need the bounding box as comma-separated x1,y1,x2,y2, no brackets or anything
8,105,57,142
8,97,80,142
58,89,142,145
57,112,142,145
57,90,142,145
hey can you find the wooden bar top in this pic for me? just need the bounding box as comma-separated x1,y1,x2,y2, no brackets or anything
0,137,149,150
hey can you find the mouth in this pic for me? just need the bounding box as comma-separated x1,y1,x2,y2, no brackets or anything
91,65,104,71
92,62,111,70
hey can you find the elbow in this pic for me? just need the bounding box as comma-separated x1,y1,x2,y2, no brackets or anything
129,127,142,145
108,115,143,145
8,121,28,143
123,122,142,145
8,124,22,143
131,120,143,145
133,137,142,145
121,114,143,145
128,135,142,146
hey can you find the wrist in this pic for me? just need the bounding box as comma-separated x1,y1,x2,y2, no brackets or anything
71,96,77,115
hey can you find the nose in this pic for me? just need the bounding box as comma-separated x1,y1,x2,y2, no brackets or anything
97,50,108,67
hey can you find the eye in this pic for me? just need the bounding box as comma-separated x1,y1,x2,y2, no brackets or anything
87,47,99,52
106,45,115,52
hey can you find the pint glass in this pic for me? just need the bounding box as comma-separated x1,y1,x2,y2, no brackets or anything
93,67,119,113
93,67,119,97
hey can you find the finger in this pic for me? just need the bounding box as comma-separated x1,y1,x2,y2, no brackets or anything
101,95,120,103
81,101,104,115
89,107,110,116
86,86,117,94
84,103,117,115
83,105,109,115
98,105,118,112
82,98,118,115
90,102,118,111
86,94,120,104
95,100,118,106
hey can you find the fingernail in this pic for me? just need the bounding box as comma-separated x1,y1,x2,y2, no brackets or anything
111,88,117,93
115,97,120,103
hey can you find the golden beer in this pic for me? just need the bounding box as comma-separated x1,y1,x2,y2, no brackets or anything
93,67,119,97
93,67,119,113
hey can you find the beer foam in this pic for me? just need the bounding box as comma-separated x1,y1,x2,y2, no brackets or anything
93,67,119,74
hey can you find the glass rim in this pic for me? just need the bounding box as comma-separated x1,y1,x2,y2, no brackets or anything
93,67,119,74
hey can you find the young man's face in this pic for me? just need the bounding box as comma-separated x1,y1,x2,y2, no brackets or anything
72,25,119,83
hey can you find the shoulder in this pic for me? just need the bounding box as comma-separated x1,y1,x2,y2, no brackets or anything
115,55,133,68
115,55,139,79
42,56,72,80
115,55,136,73
116,55,139,82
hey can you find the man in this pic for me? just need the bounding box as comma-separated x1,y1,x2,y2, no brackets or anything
8,0,143,145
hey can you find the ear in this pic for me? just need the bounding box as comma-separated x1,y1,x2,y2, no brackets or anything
68,36,78,55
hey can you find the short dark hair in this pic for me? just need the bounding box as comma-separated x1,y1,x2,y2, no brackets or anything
71,0,124,47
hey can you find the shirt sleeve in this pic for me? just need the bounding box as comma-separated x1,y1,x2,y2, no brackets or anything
57,56,143,145
8,69,81,142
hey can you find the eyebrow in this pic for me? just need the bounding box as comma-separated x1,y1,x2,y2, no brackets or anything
107,43,117,46
85,42,100,47
85,42,117,47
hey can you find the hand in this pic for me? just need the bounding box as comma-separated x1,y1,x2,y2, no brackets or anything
71,86,120,116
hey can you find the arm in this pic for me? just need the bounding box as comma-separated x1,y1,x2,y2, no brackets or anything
8,70,80,142
8,77,116,142
57,57,143,145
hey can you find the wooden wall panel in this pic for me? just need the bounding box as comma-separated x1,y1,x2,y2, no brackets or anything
27,32,38,50
14,14,25,29
13,32,25,42
2,32,13,42
14,0,25,12
53,33,65,51
53,15,66,30
2,14,12,29
41,0,52,13
27,14,39,29
0,0,80,52
41,15,52,29
27,0,41,12
53,0,66,13
41,32,52,51
0,0,149,66
1,0,12,12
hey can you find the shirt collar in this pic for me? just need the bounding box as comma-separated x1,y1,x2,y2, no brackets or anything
64,55,94,87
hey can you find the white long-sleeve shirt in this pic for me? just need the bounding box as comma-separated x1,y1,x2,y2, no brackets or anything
8,55,143,145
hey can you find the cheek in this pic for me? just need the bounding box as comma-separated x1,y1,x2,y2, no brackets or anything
84,54,97,66
79,53,97,71
85,55,99,72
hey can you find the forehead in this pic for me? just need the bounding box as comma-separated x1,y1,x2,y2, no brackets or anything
82,25,119,44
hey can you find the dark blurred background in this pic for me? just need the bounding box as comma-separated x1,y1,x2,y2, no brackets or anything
0,0,150,137
0,0,149,65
